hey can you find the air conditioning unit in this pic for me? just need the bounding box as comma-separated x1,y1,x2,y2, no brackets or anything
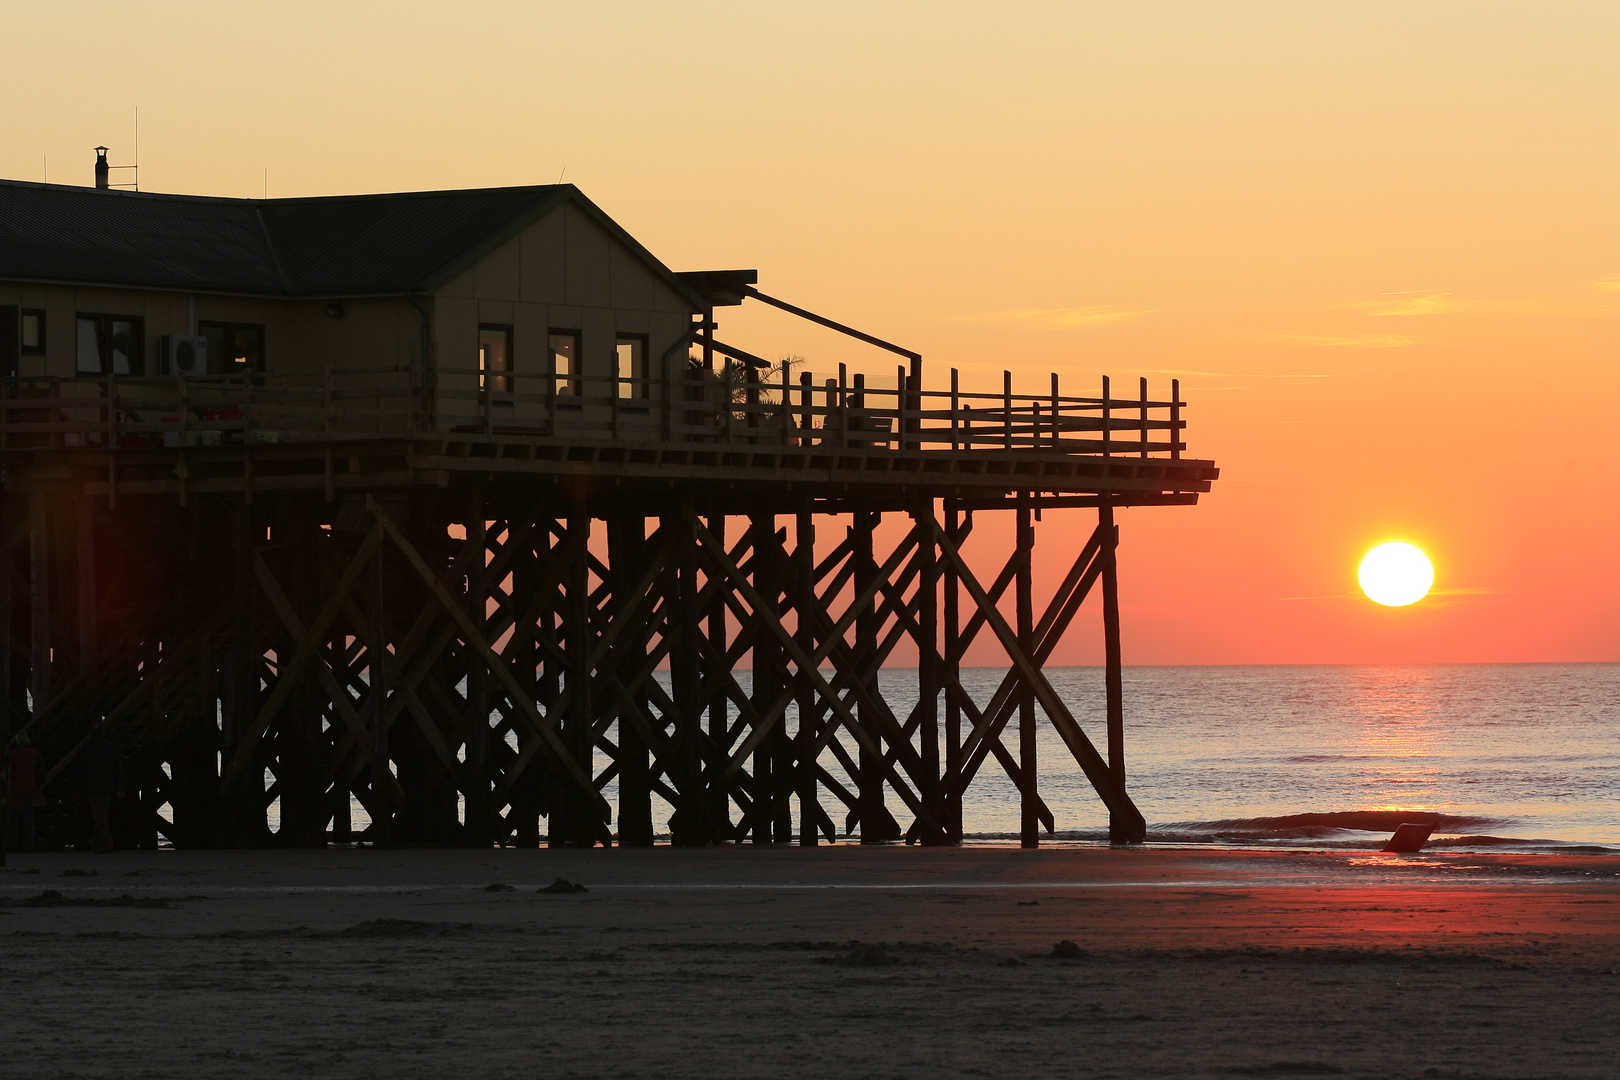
161,334,208,376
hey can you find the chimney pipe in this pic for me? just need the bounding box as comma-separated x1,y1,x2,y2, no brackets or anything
94,146,110,189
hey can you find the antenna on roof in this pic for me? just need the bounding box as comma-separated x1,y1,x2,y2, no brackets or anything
557,167,566,183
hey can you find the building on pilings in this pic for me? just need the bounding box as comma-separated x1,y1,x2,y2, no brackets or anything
0,161,1217,851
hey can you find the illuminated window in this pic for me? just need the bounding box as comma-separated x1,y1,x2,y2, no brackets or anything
615,334,647,399
549,330,580,396
479,324,513,397
199,322,264,375
76,314,144,375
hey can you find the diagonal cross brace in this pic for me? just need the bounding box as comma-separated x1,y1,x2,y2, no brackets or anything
932,516,1145,840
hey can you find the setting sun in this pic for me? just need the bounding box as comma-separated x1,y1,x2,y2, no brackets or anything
1358,542,1435,607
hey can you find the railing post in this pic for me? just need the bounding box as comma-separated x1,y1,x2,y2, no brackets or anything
723,361,733,444
950,367,960,452
1002,370,1012,451
1171,378,1182,460
1051,372,1059,449
745,363,759,444
852,372,866,448
1139,376,1149,458
799,371,812,446
908,354,922,449
780,356,791,445
1101,374,1111,458
838,363,849,448
896,366,906,450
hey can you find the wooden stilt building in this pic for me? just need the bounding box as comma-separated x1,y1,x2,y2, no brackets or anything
0,171,1217,853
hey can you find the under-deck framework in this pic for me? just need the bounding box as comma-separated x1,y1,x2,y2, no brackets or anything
0,361,1216,851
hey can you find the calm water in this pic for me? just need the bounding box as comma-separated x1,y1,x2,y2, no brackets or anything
318,663,1617,851
944,663,1620,850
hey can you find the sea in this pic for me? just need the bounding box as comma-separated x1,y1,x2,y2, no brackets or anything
322,663,1617,852
939,663,1619,851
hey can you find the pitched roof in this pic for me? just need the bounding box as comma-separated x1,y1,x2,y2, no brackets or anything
0,179,702,305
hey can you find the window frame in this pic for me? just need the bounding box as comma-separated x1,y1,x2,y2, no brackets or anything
198,320,266,376
615,333,649,401
478,323,514,399
20,308,45,356
75,313,145,376
548,329,582,397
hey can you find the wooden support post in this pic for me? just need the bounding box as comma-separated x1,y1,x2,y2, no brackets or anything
794,509,818,845
853,507,898,842
219,501,262,845
463,486,491,847
556,513,599,847
1017,493,1037,849
368,532,392,847
511,519,547,848
748,513,776,842
27,491,49,725
281,503,327,847
1099,499,1128,844
943,500,962,842
667,503,707,846
75,498,97,670
915,499,943,844
608,513,653,846
0,511,10,867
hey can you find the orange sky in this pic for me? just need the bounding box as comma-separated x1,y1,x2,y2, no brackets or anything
4,2,1616,663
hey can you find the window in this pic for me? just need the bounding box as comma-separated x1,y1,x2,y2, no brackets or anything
76,314,144,375
21,309,45,355
549,330,580,396
478,324,513,398
199,322,265,375
615,334,648,400
0,307,16,376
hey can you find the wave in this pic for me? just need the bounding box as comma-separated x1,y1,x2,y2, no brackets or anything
957,828,1617,853
1156,810,1505,840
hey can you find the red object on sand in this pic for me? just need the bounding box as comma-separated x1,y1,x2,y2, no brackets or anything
1383,822,1436,853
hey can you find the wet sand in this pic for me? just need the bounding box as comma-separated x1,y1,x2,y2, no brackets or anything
2,845,1616,1079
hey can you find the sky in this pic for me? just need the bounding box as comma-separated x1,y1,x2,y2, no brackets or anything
4,1,1617,664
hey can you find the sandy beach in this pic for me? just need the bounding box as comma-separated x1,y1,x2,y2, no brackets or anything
2,845,1615,1079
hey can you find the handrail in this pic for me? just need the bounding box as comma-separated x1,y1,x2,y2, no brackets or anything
0,364,1187,458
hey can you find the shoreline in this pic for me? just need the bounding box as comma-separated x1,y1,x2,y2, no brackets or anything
5,845,1616,1077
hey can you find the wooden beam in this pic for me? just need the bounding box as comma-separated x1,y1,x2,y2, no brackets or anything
932,515,1145,841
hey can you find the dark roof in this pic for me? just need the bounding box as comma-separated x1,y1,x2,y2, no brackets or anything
0,179,701,304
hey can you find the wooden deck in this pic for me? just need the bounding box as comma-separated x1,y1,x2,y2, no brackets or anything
0,365,1216,509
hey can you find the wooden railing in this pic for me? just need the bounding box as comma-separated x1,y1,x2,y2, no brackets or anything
0,363,1185,459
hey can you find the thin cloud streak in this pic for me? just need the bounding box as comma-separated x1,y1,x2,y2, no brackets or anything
1147,368,1337,379
1272,333,1416,348
949,306,1158,328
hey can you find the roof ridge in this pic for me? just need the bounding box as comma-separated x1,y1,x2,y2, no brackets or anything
0,177,260,204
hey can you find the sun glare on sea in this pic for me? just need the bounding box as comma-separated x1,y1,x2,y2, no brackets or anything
1358,542,1434,607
